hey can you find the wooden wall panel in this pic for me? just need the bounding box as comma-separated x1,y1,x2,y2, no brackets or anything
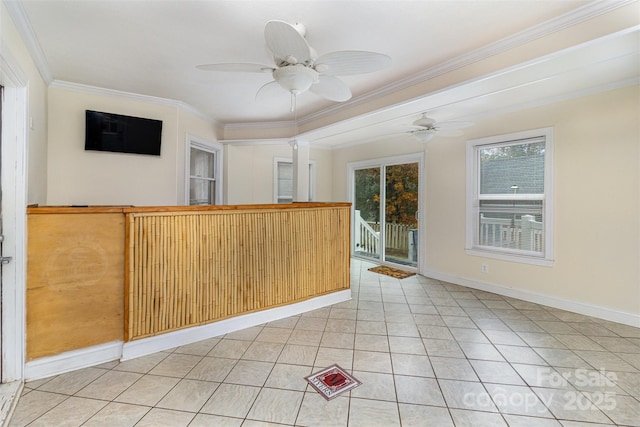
26,213,125,360
126,206,350,340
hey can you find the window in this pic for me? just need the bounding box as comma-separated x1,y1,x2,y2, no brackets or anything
186,136,223,205
466,128,553,265
274,158,315,203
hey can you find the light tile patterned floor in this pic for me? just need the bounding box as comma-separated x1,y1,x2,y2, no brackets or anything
9,259,640,426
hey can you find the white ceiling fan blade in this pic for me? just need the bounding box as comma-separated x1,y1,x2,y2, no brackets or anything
437,129,465,137
436,121,475,131
314,51,391,76
264,20,311,64
255,80,287,101
310,75,352,102
197,63,274,73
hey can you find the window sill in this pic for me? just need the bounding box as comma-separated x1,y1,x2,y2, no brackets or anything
465,248,554,267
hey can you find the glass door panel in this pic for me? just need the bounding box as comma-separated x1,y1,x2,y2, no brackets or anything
384,163,419,267
353,167,381,261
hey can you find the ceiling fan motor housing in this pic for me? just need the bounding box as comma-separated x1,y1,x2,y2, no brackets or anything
273,65,319,94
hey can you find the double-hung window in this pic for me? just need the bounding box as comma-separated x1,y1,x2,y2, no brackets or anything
274,158,315,203
466,128,554,265
186,136,223,205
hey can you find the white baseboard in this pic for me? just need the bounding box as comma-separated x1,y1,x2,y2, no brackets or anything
24,290,351,380
122,290,351,361
423,270,640,328
24,341,122,381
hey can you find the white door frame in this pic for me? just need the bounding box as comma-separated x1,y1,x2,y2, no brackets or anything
1,49,28,382
347,152,425,273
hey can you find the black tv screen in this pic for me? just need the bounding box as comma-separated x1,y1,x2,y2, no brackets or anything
85,110,162,156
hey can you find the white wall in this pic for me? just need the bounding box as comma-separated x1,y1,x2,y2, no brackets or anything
226,143,332,204
332,85,640,320
46,86,220,206
1,1,48,205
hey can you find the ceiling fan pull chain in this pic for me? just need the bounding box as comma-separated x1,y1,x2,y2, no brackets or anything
290,92,297,112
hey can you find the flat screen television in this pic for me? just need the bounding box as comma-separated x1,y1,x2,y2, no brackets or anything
85,110,162,156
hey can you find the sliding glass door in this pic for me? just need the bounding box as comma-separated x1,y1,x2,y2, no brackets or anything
351,154,422,269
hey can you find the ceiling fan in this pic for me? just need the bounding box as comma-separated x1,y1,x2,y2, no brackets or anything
402,113,474,142
197,20,391,112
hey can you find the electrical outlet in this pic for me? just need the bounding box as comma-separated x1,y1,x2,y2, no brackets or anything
481,263,489,273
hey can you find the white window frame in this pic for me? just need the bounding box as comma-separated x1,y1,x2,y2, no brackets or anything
465,127,554,266
185,135,223,205
273,157,316,203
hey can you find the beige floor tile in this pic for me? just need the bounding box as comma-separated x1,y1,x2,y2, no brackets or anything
389,336,426,355
431,356,479,381
7,391,67,427
391,353,434,377
189,413,243,426
398,403,454,427
354,333,389,352
83,402,150,427
147,351,204,378
355,320,387,335
439,379,498,412
135,408,195,427
488,383,554,418
246,388,304,424
295,317,328,331
200,383,260,418
314,348,354,370
353,350,392,373
295,392,349,426
75,370,142,400
321,332,355,349
395,375,445,406
114,375,180,406
470,359,526,385
255,327,292,343
325,318,357,333
350,371,396,401
287,329,323,346
208,339,251,358
241,341,285,362
173,337,221,356
277,344,318,366
348,398,400,427
186,356,237,382
266,316,300,329
37,367,106,395
224,326,263,341
156,378,219,412
224,360,274,386
264,364,311,391
532,387,612,423
449,409,508,426
502,414,562,426
28,396,107,427
112,351,170,374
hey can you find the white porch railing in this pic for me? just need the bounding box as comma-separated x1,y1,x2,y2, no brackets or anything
354,210,380,254
479,214,543,252
354,210,418,255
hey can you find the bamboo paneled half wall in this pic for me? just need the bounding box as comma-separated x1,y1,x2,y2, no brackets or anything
125,204,351,341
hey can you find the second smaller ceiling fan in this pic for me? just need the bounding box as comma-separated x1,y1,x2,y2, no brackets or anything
402,113,474,142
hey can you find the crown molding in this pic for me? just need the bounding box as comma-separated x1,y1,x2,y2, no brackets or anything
50,80,220,126
224,120,296,131
296,0,636,127
219,138,291,146
3,0,53,84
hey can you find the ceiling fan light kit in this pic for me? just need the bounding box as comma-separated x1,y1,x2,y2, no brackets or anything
273,65,318,94
197,20,391,112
